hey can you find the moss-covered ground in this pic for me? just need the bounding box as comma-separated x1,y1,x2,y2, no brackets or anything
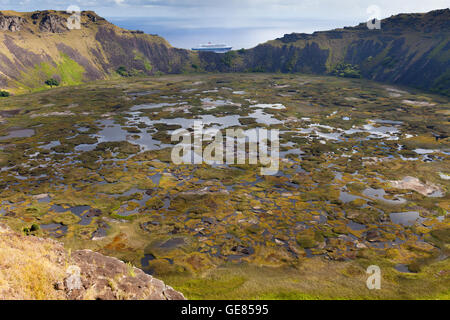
0,73,448,299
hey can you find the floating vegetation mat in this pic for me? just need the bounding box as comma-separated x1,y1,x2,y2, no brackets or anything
0,74,448,299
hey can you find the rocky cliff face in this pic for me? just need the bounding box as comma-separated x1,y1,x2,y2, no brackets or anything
197,9,450,96
0,9,448,95
0,223,185,300
94,26,191,75
0,13,25,31
0,10,194,93
37,13,70,33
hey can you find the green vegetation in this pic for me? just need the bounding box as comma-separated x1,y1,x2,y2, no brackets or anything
0,73,448,300
331,63,361,78
0,90,10,97
116,66,130,77
133,50,153,72
23,224,40,235
246,66,265,73
285,52,299,72
221,51,237,68
13,53,85,92
116,66,144,77
45,78,60,87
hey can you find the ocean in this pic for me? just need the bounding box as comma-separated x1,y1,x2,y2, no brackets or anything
107,17,353,50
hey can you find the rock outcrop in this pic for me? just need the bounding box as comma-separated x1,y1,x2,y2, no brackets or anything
38,13,69,33
0,223,185,300
67,249,185,300
389,176,444,197
0,13,25,31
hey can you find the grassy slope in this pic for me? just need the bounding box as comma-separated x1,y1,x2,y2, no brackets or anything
0,11,175,94
0,224,67,299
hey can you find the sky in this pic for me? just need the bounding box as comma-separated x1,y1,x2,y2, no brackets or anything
1,1,448,48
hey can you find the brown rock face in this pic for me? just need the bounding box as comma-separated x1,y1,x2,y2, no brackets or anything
389,176,444,197
38,14,69,33
67,250,186,300
0,14,25,31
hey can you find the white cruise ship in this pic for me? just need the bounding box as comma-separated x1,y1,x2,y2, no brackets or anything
191,43,232,53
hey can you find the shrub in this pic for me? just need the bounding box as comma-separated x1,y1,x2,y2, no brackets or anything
221,51,237,67
0,90,10,97
116,66,130,77
331,63,361,78
247,66,265,73
23,224,40,235
45,78,60,87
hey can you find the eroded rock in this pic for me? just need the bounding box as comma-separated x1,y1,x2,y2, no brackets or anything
0,14,25,31
389,176,444,197
68,249,185,300
39,13,69,33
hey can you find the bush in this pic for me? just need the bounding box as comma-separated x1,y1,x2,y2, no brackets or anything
23,224,40,235
221,51,237,67
45,78,60,87
331,63,361,78
116,66,130,77
0,90,10,97
246,66,265,73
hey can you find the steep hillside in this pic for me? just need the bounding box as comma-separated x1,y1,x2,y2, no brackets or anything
0,10,194,93
0,9,449,95
198,9,450,95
